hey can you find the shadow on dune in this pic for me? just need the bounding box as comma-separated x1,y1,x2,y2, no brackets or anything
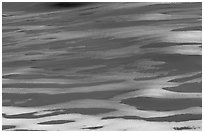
2,2,92,13
51,2,92,8
102,114,202,122
121,97,201,111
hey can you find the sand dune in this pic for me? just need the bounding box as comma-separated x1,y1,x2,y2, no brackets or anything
2,2,202,131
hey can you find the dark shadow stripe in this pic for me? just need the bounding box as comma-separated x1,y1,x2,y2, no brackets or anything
38,120,75,125
82,126,103,130
51,2,91,8
3,2,93,13
146,114,202,122
121,97,201,111
173,126,197,130
163,82,201,93
147,54,201,76
14,129,46,131
2,125,16,130
102,114,202,122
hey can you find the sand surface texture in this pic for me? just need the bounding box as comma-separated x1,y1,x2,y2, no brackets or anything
2,2,202,131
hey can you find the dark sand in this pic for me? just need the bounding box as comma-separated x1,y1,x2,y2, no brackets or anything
121,97,201,111
38,120,75,125
163,82,202,93
82,126,103,130
14,129,46,131
145,54,201,75
2,2,202,131
3,89,131,107
2,2,91,13
173,126,197,130
2,125,16,130
168,73,201,82
102,114,202,122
